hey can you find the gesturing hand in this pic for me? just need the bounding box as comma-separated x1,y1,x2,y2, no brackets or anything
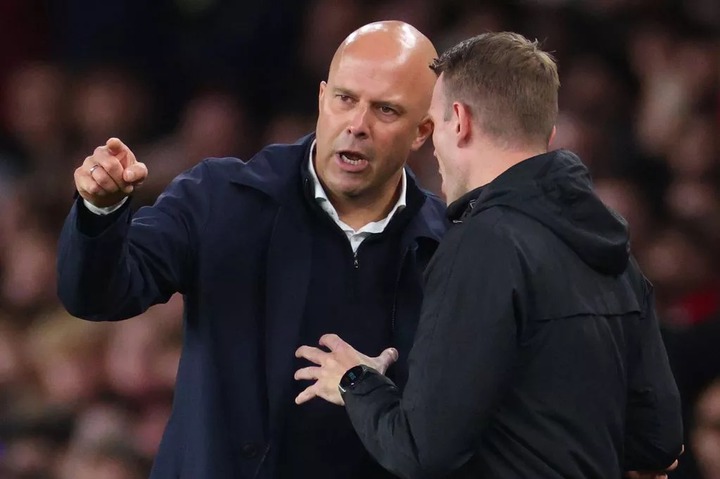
75,137,148,208
294,333,398,406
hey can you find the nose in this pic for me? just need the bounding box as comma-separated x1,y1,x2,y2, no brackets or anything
347,104,370,139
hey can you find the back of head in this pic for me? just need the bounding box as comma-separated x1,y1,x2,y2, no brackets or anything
431,32,559,149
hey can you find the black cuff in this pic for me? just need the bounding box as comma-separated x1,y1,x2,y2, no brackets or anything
341,367,398,398
76,196,131,237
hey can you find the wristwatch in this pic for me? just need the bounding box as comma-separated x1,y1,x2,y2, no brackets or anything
338,364,372,394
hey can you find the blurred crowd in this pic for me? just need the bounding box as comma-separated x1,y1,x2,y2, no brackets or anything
0,0,718,478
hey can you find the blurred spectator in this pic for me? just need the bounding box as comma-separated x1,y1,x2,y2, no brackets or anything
1,62,67,176
262,111,316,146
0,405,74,479
665,178,720,243
24,311,108,410
665,115,719,179
594,177,654,250
0,0,50,120
639,226,720,326
58,441,150,479
0,219,58,318
0,320,29,406
135,89,252,205
692,379,720,479
68,65,151,155
297,0,364,87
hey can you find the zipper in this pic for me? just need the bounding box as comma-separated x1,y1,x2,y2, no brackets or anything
252,443,271,478
391,244,411,333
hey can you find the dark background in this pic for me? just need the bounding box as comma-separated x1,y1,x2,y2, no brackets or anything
0,0,718,477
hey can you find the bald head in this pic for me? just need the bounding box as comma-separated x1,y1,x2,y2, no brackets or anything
328,21,438,104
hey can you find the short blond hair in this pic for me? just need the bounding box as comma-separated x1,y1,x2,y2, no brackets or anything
431,32,560,148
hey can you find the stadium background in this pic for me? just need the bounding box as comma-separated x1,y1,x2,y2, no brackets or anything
0,0,718,477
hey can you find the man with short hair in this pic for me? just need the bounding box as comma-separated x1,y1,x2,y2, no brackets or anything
295,32,683,479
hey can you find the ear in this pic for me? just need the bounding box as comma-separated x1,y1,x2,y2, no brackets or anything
454,102,472,146
410,115,434,151
318,81,327,112
548,125,557,148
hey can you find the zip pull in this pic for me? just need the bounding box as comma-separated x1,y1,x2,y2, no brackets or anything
353,251,359,269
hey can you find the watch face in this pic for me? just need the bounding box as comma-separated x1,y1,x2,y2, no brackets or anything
340,365,366,390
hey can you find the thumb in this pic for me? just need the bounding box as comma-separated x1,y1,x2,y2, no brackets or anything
123,162,148,184
376,348,399,374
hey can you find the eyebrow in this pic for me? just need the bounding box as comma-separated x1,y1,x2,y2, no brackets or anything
332,87,407,114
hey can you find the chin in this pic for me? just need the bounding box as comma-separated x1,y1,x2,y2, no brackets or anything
329,180,366,199
339,184,367,198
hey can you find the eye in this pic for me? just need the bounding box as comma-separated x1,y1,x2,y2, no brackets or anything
336,94,353,103
379,105,398,116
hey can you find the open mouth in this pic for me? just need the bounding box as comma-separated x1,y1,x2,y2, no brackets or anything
338,151,368,164
336,151,370,171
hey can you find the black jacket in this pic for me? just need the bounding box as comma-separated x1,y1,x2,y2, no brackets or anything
343,149,683,479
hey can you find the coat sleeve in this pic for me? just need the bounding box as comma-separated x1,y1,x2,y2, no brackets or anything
623,278,684,471
57,160,213,321
343,221,521,479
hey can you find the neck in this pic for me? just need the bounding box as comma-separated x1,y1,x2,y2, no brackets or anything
330,176,403,230
465,141,547,191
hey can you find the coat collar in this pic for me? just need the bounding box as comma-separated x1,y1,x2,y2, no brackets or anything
227,133,315,202
227,132,446,245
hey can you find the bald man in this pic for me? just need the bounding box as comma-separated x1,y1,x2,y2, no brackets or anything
57,21,447,479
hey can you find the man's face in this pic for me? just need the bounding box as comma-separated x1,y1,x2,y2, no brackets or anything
429,75,466,204
314,52,431,203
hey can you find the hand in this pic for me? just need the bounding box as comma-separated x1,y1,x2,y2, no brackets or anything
75,137,148,208
294,333,399,406
625,446,682,479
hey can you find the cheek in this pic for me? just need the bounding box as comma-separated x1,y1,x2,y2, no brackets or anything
317,106,345,132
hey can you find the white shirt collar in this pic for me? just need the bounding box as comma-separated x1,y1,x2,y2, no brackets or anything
307,140,407,235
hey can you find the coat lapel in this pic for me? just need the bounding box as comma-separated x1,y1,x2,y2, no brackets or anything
264,203,312,439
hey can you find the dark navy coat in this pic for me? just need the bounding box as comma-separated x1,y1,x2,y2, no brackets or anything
57,134,447,478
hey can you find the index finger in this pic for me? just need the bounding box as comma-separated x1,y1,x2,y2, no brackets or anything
106,137,137,166
295,345,328,366
319,333,347,352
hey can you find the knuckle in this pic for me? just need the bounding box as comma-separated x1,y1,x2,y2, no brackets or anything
86,183,102,196
96,177,117,192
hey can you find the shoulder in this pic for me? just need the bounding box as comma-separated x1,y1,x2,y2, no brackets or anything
463,206,517,240
201,133,315,198
446,207,525,272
